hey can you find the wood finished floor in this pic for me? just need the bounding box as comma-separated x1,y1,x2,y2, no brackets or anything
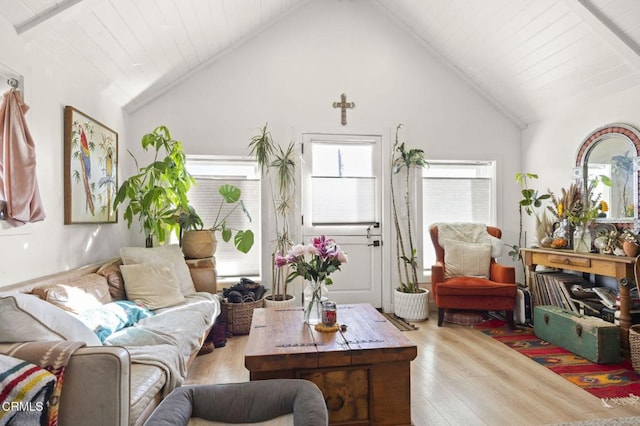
185,317,640,425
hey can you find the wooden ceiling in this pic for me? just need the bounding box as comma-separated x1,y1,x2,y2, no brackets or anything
3,0,640,126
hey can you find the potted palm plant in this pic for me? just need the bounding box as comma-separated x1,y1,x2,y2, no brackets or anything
113,126,193,247
390,124,429,321
248,123,297,307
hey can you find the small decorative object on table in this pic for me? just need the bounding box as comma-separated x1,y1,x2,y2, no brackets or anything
275,235,348,324
322,301,337,326
314,323,340,333
621,229,640,257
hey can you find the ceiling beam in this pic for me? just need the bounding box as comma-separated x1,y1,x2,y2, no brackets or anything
562,0,640,72
16,0,85,36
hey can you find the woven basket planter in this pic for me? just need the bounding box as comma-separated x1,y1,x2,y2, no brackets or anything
630,324,640,372
182,230,217,259
221,298,264,335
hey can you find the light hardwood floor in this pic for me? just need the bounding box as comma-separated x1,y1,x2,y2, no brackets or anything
185,317,640,425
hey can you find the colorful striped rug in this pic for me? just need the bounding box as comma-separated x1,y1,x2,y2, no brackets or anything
475,320,640,405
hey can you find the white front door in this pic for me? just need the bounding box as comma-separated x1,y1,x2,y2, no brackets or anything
300,132,383,308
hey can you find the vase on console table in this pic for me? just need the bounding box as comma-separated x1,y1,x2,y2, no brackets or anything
573,224,592,253
303,280,327,325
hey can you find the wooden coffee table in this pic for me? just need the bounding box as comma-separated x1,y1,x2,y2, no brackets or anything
244,303,417,425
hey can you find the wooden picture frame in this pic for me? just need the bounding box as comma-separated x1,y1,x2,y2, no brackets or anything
64,106,118,224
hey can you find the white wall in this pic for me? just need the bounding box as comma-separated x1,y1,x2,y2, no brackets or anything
128,0,522,305
522,86,640,243
0,16,130,287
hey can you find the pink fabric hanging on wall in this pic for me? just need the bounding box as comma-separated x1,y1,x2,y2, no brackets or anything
0,89,46,226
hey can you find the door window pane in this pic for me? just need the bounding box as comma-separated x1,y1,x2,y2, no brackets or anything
310,142,376,225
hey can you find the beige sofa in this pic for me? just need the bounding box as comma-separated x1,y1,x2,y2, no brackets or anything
0,245,220,426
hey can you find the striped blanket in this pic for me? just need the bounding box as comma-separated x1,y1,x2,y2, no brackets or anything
1,341,84,426
0,354,55,426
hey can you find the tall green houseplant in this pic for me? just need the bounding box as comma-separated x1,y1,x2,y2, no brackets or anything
248,123,296,301
510,172,550,276
114,126,194,247
391,124,427,293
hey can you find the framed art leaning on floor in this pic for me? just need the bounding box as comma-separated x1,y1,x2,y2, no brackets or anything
64,106,118,224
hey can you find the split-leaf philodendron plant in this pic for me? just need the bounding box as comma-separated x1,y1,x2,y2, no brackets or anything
177,184,255,254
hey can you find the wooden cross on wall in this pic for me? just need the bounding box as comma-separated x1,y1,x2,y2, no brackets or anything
332,93,355,126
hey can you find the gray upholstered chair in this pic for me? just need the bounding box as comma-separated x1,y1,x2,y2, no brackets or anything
144,379,328,426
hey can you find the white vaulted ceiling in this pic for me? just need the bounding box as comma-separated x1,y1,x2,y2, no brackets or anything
3,0,640,126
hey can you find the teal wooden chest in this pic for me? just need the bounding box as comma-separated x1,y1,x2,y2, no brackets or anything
533,305,620,364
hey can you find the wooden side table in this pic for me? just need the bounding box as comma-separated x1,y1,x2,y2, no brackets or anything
245,304,417,425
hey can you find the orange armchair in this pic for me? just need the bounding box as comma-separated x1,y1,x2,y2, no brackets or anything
429,224,517,328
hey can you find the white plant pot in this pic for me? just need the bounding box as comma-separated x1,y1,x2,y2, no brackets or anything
264,294,297,308
394,289,429,322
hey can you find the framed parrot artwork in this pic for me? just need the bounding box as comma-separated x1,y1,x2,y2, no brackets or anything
64,106,118,224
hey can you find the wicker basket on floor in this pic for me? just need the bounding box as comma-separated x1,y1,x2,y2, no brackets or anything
222,298,264,335
629,324,640,372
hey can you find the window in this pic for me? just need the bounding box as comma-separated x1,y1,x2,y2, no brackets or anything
184,156,261,279
422,160,496,273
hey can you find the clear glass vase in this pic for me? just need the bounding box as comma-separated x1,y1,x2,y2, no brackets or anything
573,224,592,253
303,280,328,324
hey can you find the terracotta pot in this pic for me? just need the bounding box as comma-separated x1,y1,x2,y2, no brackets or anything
182,230,217,259
623,241,639,257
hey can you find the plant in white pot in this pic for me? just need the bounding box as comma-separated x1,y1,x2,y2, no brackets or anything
178,184,255,258
391,124,429,321
113,126,194,247
248,123,297,307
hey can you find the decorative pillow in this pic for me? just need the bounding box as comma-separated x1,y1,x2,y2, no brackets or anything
488,235,503,259
0,354,56,426
120,245,196,296
31,274,112,314
31,274,112,315
0,292,102,346
76,300,154,342
444,240,492,279
120,262,186,310
97,258,127,300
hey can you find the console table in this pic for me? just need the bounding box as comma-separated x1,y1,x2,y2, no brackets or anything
521,247,638,357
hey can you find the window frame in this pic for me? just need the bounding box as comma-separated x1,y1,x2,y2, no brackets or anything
183,155,262,282
419,160,497,278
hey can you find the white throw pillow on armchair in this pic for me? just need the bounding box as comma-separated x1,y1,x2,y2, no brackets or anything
443,240,492,279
